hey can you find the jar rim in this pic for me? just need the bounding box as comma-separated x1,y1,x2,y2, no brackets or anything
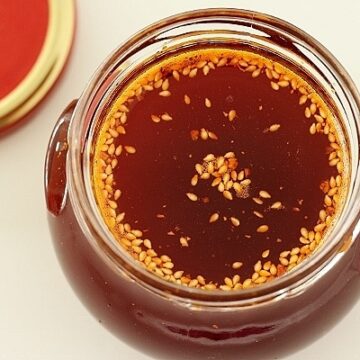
67,8,360,305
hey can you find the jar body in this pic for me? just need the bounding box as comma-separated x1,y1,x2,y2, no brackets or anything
46,116,360,360
45,9,360,360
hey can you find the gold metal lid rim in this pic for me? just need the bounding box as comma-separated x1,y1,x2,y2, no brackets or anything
0,0,75,129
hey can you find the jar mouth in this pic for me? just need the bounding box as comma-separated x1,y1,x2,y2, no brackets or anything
67,8,360,305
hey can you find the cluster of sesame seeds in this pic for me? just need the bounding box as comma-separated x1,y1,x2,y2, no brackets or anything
188,152,252,202
93,49,346,291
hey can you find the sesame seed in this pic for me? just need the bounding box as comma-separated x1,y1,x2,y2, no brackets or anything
172,70,180,81
314,114,324,123
113,111,121,119
324,195,332,207
278,80,289,87
195,163,203,175
186,193,198,202
204,284,217,290
197,275,206,285
161,113,173,121
225,151,236,159
257,225,269,233
223,190,233,200
191,174,198,186
197,60,207,68
200,128,209,140
208,131,218,140
115,145,123,156
154,72,162,82
126,232,136,240
105,164,112,175
189,68,198,78
151,114,161,123
243,279,252,288
253,211,264,218
111,159,118,169
174,271,184,279
252,68,261,78
232,262,243,269
109,128,119,138
209,213,219,223
220,285,232,291
120,112,127,124
143,84,153,91
217,156,225,168
271,81,280,90
254,261,262,272
117,125,126,135
233,275,240,285
241,179,251,186
262,249,270,258
107,144,115,155
180,237,189,247
253,197,264,205
131,229,143,238
219,164,228,174
205,98,212,108
132,245,142,254
119,104,129,113
223,173,230,183
125,146,136,154
203,153,215,161
218,183,225,193
299,94,308,105
337,161,344,173
115,212,125,223
161,79,169,91
159,90,171,97
259,190,271,199
163,262,174,269
114,189,121,200
314,223,326,232
329,158,339,166
108,200,117,209
184,94,191,105
246,65,257,72
228,110,237,121
300,227,308,238
224,277,233,288
271,201,283,209
269,124,280,132
310,103,317,114
182,66,191,76
230,217,240,227
336,175,342,187
225,181,233,190
213,56,225,66
309,123,316,135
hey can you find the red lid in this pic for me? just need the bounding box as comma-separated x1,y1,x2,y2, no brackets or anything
0,0,75,133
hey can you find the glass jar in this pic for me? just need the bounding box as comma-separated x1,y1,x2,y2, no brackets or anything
44,9,360,360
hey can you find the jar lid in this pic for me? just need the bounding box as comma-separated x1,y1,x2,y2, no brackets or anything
0,0,75,132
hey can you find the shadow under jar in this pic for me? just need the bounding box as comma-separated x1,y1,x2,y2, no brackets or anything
45,9,360,360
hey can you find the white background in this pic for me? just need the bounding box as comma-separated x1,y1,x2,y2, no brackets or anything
1,1,360,359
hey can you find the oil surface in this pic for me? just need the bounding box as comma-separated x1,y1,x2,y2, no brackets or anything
92,48,347,290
